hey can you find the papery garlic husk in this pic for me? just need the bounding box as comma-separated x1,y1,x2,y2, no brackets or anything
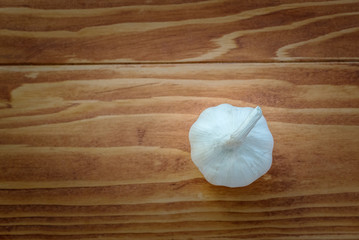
189,104,274,188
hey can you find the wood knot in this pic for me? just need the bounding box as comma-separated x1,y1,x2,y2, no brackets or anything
137,128,146,145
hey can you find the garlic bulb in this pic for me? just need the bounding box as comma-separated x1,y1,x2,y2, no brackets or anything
189,104,274,187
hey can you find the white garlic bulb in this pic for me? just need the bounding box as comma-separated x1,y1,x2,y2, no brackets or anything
189,104,274,187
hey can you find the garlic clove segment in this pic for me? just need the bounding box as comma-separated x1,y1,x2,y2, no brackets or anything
189,104,274,187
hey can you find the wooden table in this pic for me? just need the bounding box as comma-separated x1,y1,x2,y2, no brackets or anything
0,1,359,239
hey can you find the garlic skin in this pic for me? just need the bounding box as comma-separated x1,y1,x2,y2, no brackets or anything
189,104,274,188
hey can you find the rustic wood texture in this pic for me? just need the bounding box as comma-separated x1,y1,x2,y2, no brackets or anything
0,63,358,239
0,0,359,63
1,0,359,239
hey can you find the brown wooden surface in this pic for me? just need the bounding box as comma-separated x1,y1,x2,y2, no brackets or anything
0,63,359,239
1,0,359,239
0,0,359,63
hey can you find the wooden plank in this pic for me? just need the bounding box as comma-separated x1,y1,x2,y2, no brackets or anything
0,0,359,64
0,63,358,239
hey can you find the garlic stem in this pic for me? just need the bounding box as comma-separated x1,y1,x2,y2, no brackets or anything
230,106,262,144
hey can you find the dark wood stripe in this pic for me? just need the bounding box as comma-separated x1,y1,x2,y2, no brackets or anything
0,1,359,63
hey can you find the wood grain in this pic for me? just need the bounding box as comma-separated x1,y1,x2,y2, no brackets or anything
0,63,358,239
0,0,359,64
